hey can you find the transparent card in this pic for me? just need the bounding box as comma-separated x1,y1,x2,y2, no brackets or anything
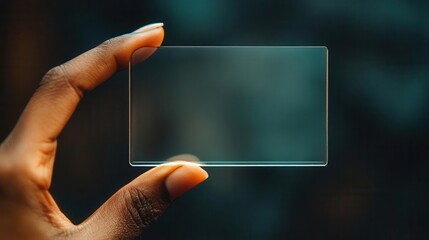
129,46,328,166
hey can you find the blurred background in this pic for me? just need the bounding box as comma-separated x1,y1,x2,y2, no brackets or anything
1,0,428,239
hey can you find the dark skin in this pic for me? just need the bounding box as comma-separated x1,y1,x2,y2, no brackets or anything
0,23,208,239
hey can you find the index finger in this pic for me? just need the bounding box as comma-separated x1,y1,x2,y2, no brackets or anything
6,23,164,161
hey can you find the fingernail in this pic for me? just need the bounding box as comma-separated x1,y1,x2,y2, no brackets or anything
165,162,209,200
132,22,164,33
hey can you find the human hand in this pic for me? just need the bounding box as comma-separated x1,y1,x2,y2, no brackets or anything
0,23,208,239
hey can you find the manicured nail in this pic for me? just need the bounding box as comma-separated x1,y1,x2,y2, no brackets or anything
165,162,209,200
133,22,164,33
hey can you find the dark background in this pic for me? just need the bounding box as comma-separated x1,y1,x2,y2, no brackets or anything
1,0,429,239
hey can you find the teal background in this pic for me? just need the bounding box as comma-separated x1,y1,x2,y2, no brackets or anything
1,0,429,239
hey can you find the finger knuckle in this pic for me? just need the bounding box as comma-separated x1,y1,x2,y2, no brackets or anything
98,37,121,52
41,65,67,86
98,39,113,52
41,65,83,98
121,186,168,230
39,65,69,94
97,36,125,56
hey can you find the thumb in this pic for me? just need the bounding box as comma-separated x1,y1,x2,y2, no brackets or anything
73,161,208,240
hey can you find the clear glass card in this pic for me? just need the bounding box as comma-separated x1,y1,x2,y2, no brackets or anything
129,46,328,166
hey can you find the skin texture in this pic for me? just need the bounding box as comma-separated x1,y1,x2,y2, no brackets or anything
0,23,208,240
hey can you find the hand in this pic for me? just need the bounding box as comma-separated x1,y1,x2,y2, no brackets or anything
0,23,208,240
